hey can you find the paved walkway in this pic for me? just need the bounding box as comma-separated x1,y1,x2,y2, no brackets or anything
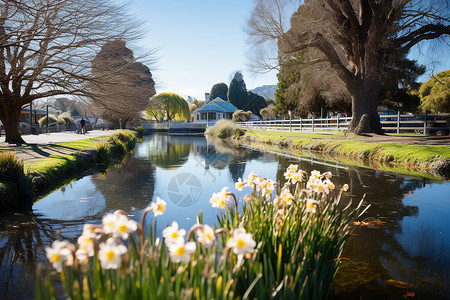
0,130,118,163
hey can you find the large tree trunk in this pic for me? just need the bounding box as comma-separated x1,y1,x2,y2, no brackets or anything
348,78,384,135
0,106,26,144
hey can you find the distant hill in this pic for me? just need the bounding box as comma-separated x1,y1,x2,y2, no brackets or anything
251,85,277,100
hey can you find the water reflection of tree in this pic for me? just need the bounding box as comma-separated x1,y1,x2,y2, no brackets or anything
91,157,156,212
0,213,79,299
201,137,262,181
274,156,448,298
145,134,190,169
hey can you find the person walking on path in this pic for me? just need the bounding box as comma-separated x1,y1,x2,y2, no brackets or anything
80,118,86,135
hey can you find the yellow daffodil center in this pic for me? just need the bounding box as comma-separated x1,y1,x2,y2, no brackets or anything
119,224,127,232
106,250,115,261
157,204,165,212
237,239,246,248
50,253,60,263
176,247,186,256
171,232,178,239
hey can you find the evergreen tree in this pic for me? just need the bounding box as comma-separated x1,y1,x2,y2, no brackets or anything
228,72,250,110
246,92,267,118
275,56,301,118
210,83,228,100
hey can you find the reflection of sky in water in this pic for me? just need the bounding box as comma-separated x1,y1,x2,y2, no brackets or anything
397,184,450,256
34,176,105,220
143,152,279,233
376,182,450,297
394,183,450,279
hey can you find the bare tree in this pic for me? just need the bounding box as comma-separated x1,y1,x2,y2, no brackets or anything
248,0,450,134
89,40,156,128
0,0,144,143
276,50,352,116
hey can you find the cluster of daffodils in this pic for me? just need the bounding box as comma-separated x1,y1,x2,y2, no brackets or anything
209,187,232,209
284,164,307,184
162,220,256,267
233,172,276,199
162,221,196,264
212,165,348,216
46,192,258,273
45,197,167,272
306,170,335,195
45,210,137,271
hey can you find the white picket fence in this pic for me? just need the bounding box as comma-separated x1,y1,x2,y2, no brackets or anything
237,113,450,136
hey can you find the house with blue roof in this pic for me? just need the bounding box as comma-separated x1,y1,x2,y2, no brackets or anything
193,97,238,123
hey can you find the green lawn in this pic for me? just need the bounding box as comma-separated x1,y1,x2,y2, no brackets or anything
241,130,450,180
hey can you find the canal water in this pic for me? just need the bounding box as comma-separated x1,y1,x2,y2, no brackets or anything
1,134,449,299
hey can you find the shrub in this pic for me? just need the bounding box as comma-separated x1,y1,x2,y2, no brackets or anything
134,126,144,138
109,131,138,152
205,119,245,139
97,142,111,165
38,114,59,125
38,167,367,299
232,110,252,122
0,152,33,212
57,112,76,125
109,137,127,157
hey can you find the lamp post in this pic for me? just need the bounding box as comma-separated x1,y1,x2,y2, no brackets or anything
46,104,49,133
29,101,33,134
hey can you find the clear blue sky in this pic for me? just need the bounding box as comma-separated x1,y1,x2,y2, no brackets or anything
130,1,449,101
130,0,277,101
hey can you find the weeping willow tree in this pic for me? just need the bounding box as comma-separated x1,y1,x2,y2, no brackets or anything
146,93,190,122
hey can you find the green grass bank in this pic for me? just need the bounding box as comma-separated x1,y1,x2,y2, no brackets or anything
238,130,450,180
0,130,141,213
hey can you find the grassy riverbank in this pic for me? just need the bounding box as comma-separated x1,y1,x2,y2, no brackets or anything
239,130,450,180
0,130,140,212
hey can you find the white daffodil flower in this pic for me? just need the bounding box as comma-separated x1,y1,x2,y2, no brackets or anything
305,199,320,213
210,187,229,209
274,189,294,206
235,178,245,191
162,221,186,245
115,215,138,240
310,170,321,179
291,172,302,184
167,239,196,264
195,224,215,247
284,169,293,180
77,233,97,257
150,197,167,217
45,240,75,272
102,213,119,235
75,249,90,266
247,171,258,182
98,238,128,270
226,227,256,256
287,164,298,173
